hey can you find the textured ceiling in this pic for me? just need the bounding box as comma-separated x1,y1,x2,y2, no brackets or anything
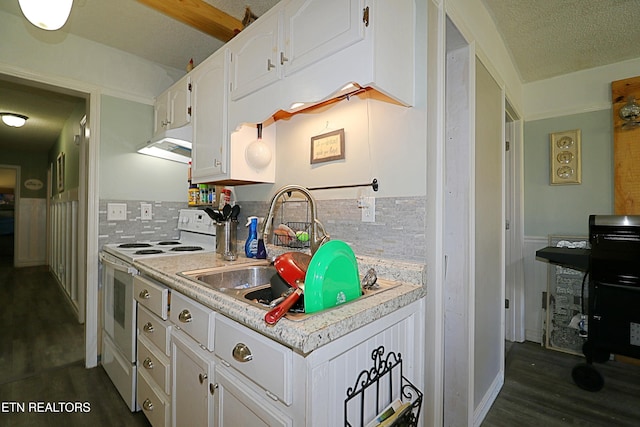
481,0,640,83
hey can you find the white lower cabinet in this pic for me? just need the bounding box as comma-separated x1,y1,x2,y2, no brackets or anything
171,328,215,427
168,288,424,427
136,281,172,427
213,364,293,427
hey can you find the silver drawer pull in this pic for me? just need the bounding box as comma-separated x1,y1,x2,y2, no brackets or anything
280,52,289,65
178,309,192,323
267,58,276,70
143,357,154,370
142,398,154,411
143,322,154,333
232,343,253,363
210,383,218,395
139,289,150,299
199,373,208,384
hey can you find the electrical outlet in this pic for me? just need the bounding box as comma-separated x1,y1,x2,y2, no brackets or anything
360,196,375,223
107,203,127,221
141,203,152,220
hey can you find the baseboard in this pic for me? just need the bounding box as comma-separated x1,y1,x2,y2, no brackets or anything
14,258,46,267
525,328,542,344
473,371,504,427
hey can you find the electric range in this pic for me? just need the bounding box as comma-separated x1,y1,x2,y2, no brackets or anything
99,208,216,411
102,208,217,264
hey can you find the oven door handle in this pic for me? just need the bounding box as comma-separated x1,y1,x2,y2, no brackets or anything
99,252,138,275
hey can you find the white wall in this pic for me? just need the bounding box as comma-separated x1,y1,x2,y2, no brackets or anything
523,57,640,120
446,0,523,115
236,93,427,202
99,95,188,202
0,9,182,102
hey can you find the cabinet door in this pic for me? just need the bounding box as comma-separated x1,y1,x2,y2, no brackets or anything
213,364,292,427
153,89,170,136
171,330,214,427
169,77,191,129
283,0,364,77
191,49,228,182
229,10,281,101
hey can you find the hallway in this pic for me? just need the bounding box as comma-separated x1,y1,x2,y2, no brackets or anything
0,251,149,426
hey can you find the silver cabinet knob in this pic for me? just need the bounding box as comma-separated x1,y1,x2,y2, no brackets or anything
142,398,154,411
143,322,154,333
139,289,150,299
210,383,218,395
143,357,154,370
178,309,192,323
280,52,289,65
199,373,208,384
267,58,276,70
232,343,253,363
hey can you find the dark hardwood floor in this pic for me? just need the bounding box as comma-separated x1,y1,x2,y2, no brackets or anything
0,243,150,427
3,232,639,426
482,341,640,426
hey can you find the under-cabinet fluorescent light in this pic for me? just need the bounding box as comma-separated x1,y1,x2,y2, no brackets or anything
137,138,192,164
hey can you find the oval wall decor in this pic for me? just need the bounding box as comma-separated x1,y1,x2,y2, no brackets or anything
24,179,44,191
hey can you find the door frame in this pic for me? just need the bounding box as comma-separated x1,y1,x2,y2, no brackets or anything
504,106,525,342
0,65,100,368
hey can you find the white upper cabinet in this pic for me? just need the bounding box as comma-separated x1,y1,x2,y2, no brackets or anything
191,48,276,185
191,49,228,183
154,74,191,136
228,0,415,127
282,0,364,77
229,10,282,101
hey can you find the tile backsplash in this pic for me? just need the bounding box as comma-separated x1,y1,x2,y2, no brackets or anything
98,196,426,263
237,196,426,263
98,200,186,249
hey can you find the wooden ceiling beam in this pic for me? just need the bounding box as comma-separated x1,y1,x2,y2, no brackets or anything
136,0,243,42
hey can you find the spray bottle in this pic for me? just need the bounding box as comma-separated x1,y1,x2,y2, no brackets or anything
245,216,259,258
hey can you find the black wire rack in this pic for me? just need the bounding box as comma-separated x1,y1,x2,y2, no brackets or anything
344,346,423,427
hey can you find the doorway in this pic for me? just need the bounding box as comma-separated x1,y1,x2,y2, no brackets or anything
0,72,95,366
0,166,18,264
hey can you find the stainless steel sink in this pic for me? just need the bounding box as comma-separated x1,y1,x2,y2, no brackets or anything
179,264,276,293
179,264,400,321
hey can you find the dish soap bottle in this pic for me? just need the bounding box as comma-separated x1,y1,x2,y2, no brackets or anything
245,216,259,258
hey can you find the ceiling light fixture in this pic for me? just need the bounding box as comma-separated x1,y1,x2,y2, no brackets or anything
18,0,73,31
1,113,28,128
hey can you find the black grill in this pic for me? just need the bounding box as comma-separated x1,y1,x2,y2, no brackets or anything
537,214,640,391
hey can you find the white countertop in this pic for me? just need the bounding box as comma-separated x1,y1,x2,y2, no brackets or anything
133,251,426,355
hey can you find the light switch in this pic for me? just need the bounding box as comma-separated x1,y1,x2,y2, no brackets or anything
107,203,127,221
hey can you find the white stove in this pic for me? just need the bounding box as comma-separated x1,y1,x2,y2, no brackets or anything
102,209,217,263
99,208,216,412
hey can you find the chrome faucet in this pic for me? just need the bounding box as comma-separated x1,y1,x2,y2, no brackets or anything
262,185,330,256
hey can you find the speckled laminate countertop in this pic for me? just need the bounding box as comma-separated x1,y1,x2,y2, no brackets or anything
133,251,425,355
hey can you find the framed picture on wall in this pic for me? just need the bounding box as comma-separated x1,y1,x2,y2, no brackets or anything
310,129,345,164
56,152,65,192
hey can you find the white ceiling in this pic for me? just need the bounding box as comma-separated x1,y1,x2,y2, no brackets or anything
480,0,640,83
1,0,640,157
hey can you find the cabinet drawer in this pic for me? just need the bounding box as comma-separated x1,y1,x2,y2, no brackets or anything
134,275,169,320
138,335,171,395
215,315,292,405
170,291,215,350
137,368,170,427
138,304,172,356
